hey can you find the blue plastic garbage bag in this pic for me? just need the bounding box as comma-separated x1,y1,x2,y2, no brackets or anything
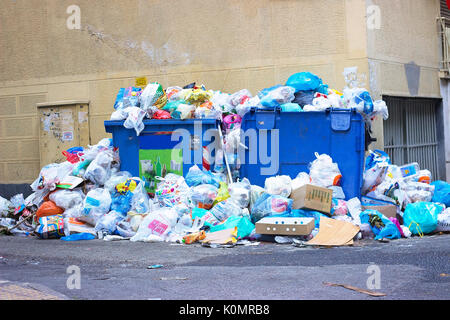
110,191,133,214
360,210,401,240
280,103,303,112
354,90,374,114
250,193,293,224
61,233,96,241
185,166,221,188
286,72,323,92
431,181,450,207
210,215,255,239
403,202,443,235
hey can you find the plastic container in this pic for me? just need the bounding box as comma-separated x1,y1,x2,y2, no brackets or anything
239,108,365,200
105,119,220,194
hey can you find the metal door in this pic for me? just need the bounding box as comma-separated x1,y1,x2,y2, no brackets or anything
383,96,443,180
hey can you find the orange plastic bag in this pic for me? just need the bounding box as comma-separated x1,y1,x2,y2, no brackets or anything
36,201,64,218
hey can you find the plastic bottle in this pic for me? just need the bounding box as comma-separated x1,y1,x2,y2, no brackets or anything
399,163,420,178
182,230,206,244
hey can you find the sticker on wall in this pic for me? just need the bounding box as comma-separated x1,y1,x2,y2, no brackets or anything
62,131,74,142
139,149,183,194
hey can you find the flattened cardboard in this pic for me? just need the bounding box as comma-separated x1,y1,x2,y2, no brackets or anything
202,227,237,245
255,217,314,236
362,205,398,219
306,217,360,247
290,184,333,214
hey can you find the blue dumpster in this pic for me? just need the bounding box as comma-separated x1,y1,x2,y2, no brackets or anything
239,108,365,200
105,119,220,193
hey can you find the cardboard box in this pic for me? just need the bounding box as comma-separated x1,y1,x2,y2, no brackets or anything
255,217,315,236
290,184,333,214
362,205,398,219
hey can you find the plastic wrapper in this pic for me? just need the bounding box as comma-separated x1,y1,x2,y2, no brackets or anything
113,87,142,110
236,96,260,118
213,182,230,205
308,153,342,188
222,114,242,131
49,189,84,210
81,188,112,225
346,197,362,225
173,103,195,119
83,150,114,186
130,208,177,242
264,175,292,198
155,174,190,207
123,106,146,136
249,185,265,211
260,86,295,108
166,86,183,101
250,193,293,224
31,162,74,192
94,210,126,235
190,184,219,210
402,181,435,204
331,199,348,216
303,97,331,112
104,171,133,194
183,89,213,105
210,199,243,222
229,89,252,107
35,214,65,239
10,194,25,215
343,87,374,114
227,178,250,208
140,82,167,110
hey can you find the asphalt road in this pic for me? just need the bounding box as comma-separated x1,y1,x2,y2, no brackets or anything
0,234,449,300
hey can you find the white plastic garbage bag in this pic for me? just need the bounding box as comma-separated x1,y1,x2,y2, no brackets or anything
123,106,146,136
84,150,114,186
130,208,177,242
228,178,251,208
309,153,342,188
291,172,311,190
264,175,292,198
81,188,112,225
49,189,84,210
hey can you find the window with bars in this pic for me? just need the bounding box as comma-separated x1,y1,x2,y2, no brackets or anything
383,96,443,180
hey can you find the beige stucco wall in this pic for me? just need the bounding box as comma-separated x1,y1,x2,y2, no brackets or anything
366,0,442,151
0,0,374,184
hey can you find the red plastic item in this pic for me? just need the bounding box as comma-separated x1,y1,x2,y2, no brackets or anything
62,151,80,164
152,110,171,119
36,201,64,218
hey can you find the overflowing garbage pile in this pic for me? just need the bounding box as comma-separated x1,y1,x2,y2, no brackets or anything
0,72,449,246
